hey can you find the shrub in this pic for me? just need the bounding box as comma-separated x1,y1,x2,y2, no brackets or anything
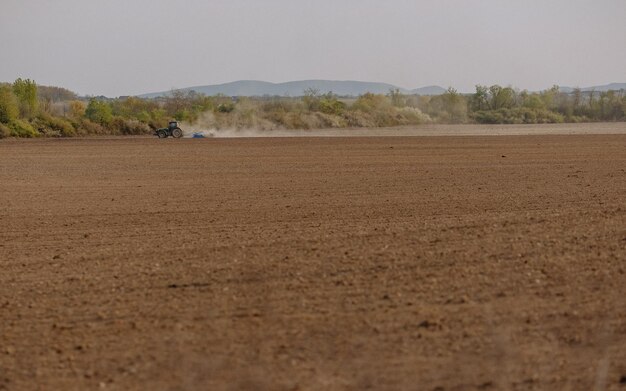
353,93,392,112
68,100,86,118
319,97,346,115
261,99,298,113
85,99,113,125
303,90,346,116
33,113,76,136
12,78,38,118
0,123,10,138
565,115,588,123
283,112,310,129
75,119,107,135
110,117,151,135
396,107,428,124
136,110,151,124
302,88,322,111
312,112,347,128
216,102,235,113
38,85,77,102
423,88,468,123
472,108,565,124
351,94,403,126
343,110,376,127
472,110,498,124
0,85,19,124
9,119,38,137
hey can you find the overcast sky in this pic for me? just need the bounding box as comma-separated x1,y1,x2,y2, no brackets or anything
1,0,625,97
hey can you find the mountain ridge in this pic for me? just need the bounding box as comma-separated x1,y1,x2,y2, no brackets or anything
137,80,447,98
558,83,626,93
136,80,625,98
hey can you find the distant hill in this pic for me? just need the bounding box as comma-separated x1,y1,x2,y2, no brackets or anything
559,83,626,93
138,80,447,98
411,85,447,95
137,80,625,98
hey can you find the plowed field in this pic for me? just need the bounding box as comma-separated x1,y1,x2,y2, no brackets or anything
1,133,625,390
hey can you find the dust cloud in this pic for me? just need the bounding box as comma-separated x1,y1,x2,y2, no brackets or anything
178,111,281,138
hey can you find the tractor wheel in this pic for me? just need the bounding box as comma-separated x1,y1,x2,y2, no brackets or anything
172,128,183,138
157,130,167,138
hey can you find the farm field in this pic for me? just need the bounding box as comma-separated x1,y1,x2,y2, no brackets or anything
1,131,625,390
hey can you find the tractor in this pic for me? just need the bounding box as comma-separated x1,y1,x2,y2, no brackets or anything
155,121,183,138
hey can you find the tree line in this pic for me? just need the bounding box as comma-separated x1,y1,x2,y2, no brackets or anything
1,78,624,138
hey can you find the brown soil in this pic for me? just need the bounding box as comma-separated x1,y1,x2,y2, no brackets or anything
1,134,625,390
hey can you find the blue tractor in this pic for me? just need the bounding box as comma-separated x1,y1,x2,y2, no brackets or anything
155,121,183,139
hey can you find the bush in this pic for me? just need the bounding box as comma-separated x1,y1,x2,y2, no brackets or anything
282,112,310,129
218,102,275,130
216,102,235,113
0,123,10,138
303,90,346,116
421,89,468,123
0,85,19,124
343,110,376,127
472,108,565,124
9,119,38,137
565,115,589,123
12,78,38,118
472,110,505,124
110,117,151,135
38,86,77,102
351,93,405,127
311,112,347,128
352,93,392,112
75,119,107,135
319,97,346,115
286,112,346,129
261,99,298,113
85,99,113,125
33,113,76,136
396,107,428,124
68,100,86,118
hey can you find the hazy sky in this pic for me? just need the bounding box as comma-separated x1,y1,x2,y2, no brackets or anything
1,0,625,96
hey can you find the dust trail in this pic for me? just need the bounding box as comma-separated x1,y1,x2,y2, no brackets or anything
179,127,297,138
178,119,626,138
178,111,286,138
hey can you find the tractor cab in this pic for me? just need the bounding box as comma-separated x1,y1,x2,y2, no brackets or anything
168,121,179,130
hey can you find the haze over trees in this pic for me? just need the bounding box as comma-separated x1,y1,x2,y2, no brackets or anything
0,78,625,138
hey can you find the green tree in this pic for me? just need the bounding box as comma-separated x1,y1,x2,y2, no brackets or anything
12,78,38,118
441,87,467,123
353,93,392,112
388,88,405,107
540,85,561,110
488,85,515,110
85,99,113,125
37,85,77,102
470,85,489,111
521,93,545,110
303,88,321,111
572,88,583,115
319,92,346,115
0,85,19,124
